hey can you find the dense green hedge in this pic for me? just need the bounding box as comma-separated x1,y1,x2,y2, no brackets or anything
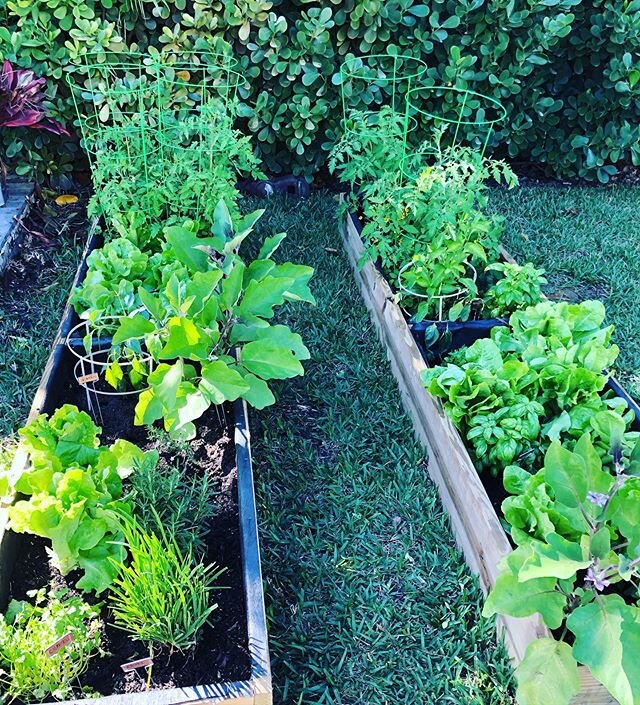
1,0,639,181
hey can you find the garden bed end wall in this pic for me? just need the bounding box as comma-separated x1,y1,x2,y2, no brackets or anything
0,178,35,276
339,204,616,705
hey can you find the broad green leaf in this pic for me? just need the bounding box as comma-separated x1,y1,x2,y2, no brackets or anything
605,478,640,549
200,360,250,404
520,533,590,581
515,638,580,705
272,263,316,304
240,341,304,380
111,314,155,346
239,324,311,360
77,534,125,594
149,361,184,409
238,372,276,409
483,570,566,629
244,259,276,284
172,383,210,428
159,317,210,360
544,442,587,508
165,225,211,272
237,275,296,319
105,360,123,390
482,545,567,629
590,526,611,559
220,260,246,309
211,199,234,249
257,232,287,260
135,387,164,426
567,595,640,705
138,286,166,322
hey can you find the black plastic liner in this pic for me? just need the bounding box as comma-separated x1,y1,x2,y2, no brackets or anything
410,317,507,358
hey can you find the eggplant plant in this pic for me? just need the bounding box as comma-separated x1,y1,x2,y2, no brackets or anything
484,434,640,705
110,199,314,439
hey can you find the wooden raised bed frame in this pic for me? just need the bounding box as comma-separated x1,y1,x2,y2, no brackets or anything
341,207,616,705
0,221,272,705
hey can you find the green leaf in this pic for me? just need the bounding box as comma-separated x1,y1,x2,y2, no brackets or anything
567,596,640,705
238,372,276,409
515,638,580,705
544,442,587,508
240,341,305,380
149,361,184,409
159,317,210,360
272,263,316,304
112,315,155,346
237,275,296,319
165,225,212,272
590,526,611,559
520,533,590,581
200,360,250,404
139,287,166,322
257,232,287,260
483,546,567,628
220,260,246,309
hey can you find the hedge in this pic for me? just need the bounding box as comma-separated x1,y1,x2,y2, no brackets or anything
1,0,639,181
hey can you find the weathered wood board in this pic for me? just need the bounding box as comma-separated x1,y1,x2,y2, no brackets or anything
340,206,616,705
0,178,35,275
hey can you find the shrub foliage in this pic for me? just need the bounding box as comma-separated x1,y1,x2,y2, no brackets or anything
1,0,639,181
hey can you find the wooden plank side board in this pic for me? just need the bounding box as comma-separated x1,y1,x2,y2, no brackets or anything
340,207,616,705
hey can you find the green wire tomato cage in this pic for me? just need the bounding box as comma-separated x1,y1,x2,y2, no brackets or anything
153,51,245,223
338,54,428,133
399,84,508,181
68,49,250,228
67,51,161,231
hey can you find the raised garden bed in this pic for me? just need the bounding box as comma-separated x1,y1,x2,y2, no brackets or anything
340,206,618,705
0,177,35,276
0,221,272,705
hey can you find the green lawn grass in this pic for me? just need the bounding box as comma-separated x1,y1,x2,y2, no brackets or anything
248,194,514,705
0,204,83,437
489,184,640,397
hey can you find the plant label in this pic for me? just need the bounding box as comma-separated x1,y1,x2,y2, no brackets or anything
45,632,74,657
78,372,100,384
121,656,153,672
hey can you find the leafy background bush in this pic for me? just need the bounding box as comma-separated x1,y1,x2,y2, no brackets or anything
1,0,639,181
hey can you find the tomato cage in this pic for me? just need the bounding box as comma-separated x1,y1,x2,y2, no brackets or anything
65,317,154,426
399,85,508,181
66,51,161,232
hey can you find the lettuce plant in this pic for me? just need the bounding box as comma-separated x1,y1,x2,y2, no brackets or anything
484,434,640,705
8,405,154,593
109,200,314,439
422,300,629,472
0,587,102,703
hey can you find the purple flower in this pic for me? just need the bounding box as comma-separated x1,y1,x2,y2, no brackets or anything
587,491,608,508
585,567,610,592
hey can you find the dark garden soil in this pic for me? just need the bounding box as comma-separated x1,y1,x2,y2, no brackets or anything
9,381,251,699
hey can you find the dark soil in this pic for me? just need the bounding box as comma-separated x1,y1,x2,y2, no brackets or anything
9,378,251,699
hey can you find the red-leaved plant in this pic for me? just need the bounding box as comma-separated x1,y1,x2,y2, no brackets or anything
0,59,69,202
0,60,68,134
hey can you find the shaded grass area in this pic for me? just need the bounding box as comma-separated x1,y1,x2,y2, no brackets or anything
489,184,640,396
0,199,84,436
249,194,514,705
